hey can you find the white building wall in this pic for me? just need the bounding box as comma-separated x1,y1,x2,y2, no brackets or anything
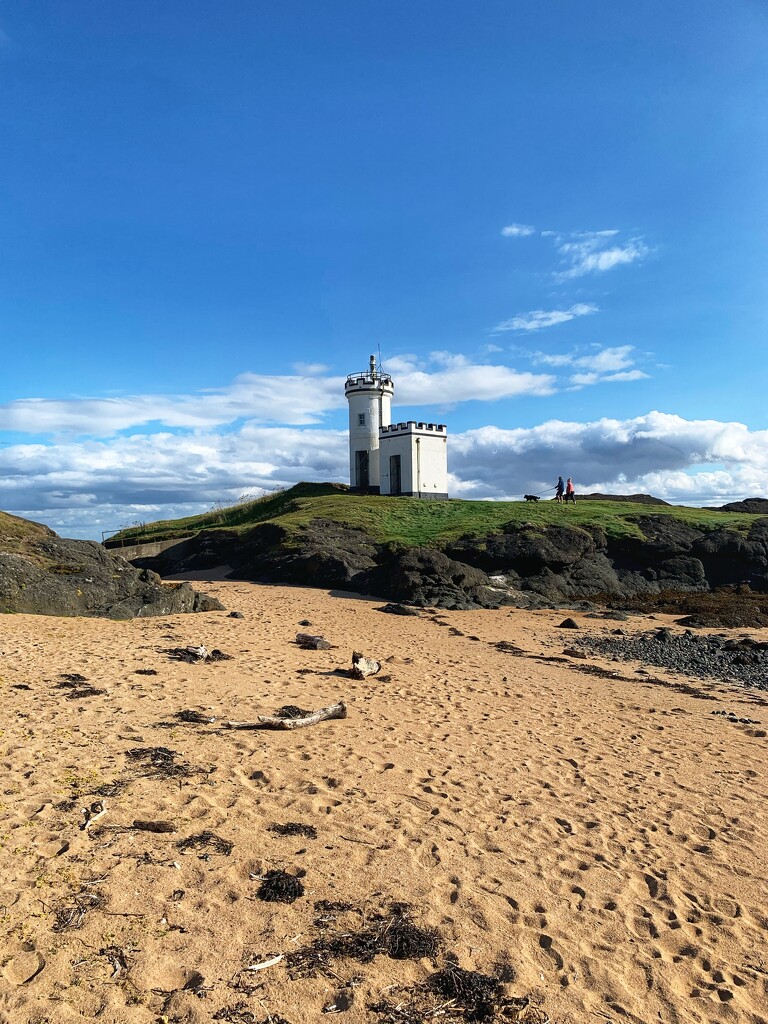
379,422,448,499
344,360,395,491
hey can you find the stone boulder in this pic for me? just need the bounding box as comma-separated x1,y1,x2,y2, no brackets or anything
0,531,223,619
360,547,504,609
234,519,381,589
446,524,601,576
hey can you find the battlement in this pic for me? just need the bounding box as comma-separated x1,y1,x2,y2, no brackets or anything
344,370,394,392
380,421,447,435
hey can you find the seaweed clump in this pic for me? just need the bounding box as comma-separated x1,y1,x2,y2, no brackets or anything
256,870,305,903
176,830,234,856
273,705,312,719
286,903,440,978
125,745,196,780
268,822,318,839
371,966,545,1024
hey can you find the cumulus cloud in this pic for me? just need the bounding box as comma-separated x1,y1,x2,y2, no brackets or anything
556,231,650,279
3,411,767,539
0,358,561,440
447,412,768,502
0,373,344,436
392,352,556,404
493,302,599,333
529,344,650,388
501,223,536,237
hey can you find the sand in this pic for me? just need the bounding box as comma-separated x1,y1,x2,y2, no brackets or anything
0,582,766,1024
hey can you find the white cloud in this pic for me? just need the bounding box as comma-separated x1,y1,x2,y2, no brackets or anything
501,223,535,237
556,232,650,279
447,412,768,502
493,302,599,333
3,411,767,539
0,352,559,440
293,361,330,375
530,345,649,389
394,353,556,403
573,344,636,373
0,372,345,435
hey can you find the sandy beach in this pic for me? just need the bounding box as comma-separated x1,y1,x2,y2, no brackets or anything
0,581,766,1024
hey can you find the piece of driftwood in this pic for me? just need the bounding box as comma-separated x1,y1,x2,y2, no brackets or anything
80,800,107,831
296,633,332,650
246,953,284,971
226,701,347,730
350,651,381,679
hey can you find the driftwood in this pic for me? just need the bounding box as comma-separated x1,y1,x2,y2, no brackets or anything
295,633,332,650
350,651,381,679
80,800,107,831
226,701,347,731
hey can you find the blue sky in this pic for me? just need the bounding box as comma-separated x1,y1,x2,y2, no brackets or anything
1,1,767,538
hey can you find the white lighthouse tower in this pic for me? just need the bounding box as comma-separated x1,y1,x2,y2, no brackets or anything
344,355,394,492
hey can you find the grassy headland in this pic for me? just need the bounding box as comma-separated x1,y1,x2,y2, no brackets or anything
105,482,765,549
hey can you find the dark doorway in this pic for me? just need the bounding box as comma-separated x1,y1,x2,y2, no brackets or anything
355,450,370,489
389,454,402,495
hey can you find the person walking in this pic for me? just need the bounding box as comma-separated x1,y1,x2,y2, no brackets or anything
565,477,576,505
555,476,565,503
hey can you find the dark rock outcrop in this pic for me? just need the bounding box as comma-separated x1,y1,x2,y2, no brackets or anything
578,493,671,505
359,548,504,610
124,509,768,614
715,497,768,514
0,525,223,619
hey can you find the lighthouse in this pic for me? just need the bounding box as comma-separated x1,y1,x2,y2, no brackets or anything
344,354,449,499
344,355,394,492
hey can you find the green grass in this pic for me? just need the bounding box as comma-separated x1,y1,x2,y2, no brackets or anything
106,482,766,550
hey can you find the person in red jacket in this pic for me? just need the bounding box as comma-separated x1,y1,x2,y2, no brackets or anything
565,477,576,504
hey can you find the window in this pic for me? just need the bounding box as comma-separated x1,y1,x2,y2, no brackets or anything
358,413,366,426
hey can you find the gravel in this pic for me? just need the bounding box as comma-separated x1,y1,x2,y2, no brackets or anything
576,627,768,692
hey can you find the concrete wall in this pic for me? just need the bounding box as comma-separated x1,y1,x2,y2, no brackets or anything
104,536,195,563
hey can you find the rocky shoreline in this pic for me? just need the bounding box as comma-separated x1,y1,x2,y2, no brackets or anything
0,518,223,618
576,625,768,693
132,512,768,625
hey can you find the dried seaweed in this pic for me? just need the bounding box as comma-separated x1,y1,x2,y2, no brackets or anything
370,985,545,1024
286,904,440,978
52,890,104,932
164,646,232,663
213,1010,292,1024
273,705,313,719
176,830,233,856
494,641,525,655
55,674,106,699
256,870,305,903
268,822,318,839
64,685,108,699
175,709,217,724
92,779,128,798
428,966,501,1022
125,745,196,779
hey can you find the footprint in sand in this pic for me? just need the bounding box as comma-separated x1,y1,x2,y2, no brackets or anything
538,933,564,970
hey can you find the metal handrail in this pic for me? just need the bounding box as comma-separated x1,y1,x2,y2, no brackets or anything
345,371,393,387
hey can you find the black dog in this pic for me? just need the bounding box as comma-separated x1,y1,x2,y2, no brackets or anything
524,494,540,502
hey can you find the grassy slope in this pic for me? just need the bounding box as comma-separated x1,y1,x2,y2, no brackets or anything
107,482,765,549
0,510,55,556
